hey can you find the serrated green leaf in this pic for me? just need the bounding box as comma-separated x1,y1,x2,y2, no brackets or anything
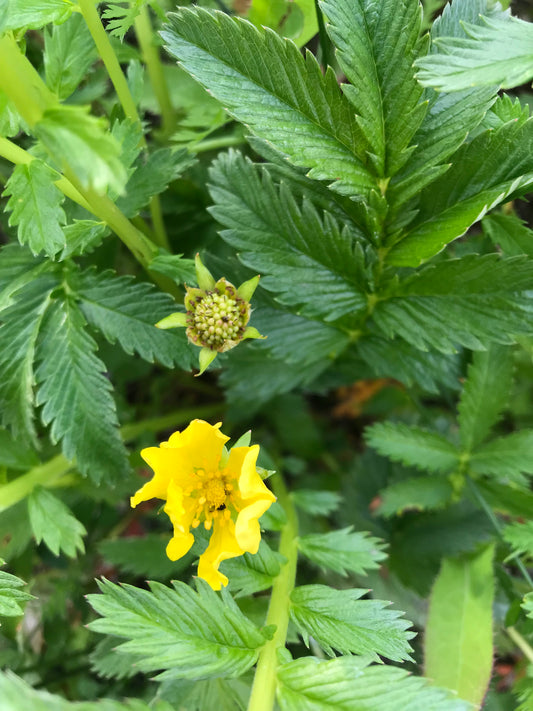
503,521,533,560
378,476,454,517
477,479,533,519
0,428,38,470
277,656,471,711
0,243,48,312
322,0,425,177
35,105,127,195
298,527,386,576
3,160,66,257
61,220,109,259
0,0,72,32
0,88,25,138
74,268,193,369
291,489,341,516
0,670,171,711
155,676,251,711
290,584,414,661
416,15,533,92
458,344,514,451
98,535,191,579
44,12,97,100
220,539,286,598
162,8,375,196
483,212,533,257
103,0,143,42
148,252,197,286
373,256,533,352
90,636,141,681
116,148,196,218
87,578,269,680
365,422,458,473
425,545,495,707
387,120,533,266
523,593,533,619
469,431,533,482
0,561,33,618
0,275,56,442
209,152,367,321
35,297,130,483
27,486,86,557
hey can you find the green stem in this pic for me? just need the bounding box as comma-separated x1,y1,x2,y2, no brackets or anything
467,478,533,589
77,0,141,126
247,473,299,711
134,3,175,138
0,404,225,513
193,132,246,153
506,627,533,664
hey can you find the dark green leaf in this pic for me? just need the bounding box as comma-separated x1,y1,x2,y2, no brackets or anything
469,431,533,482
3,160,66,257
87,578,269,680
221,540,286,597
28,486,86,557
75,268,193,369
378,476,454,517
291,489,341,516
162,8,374,196
503,521,533,560
365,422,458,473
61,220,109,259
148,252,197,286
0,428,39,470
90,636,141,681
483,212,533,257
277,656,471,711
35,298,130,483
298,527,386,576
458,345,514,451
44,12,97,100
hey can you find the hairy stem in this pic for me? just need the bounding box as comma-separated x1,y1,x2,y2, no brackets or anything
0,404,224,513
247,474,299,711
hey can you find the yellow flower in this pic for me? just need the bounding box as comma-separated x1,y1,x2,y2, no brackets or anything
130,419,276,590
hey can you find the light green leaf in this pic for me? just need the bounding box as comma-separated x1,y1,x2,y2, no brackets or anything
0,244,49,312
148,252,197,286
277,656,472,711
322,0,425,176
298,527,386,576
378,476,454,517
35,298,130,483
44,12,97,100
209,152,367,321
87,578,269,680
103,0,143,42
74,268,193,369
35,105,127,195
416,16,533,92
482,212,533,257
458,344,514,451
0,0,72,32
162,8,375,196
28,486,86,557
0,276,55,443
0,670,172,711
365,422,458,473
373,256,533,352
248,0,318,45
290,584,414,661
387,119,533,266
3,160,66,257
503,521,533,560
220,539,286,597
291,489,341,516
425,545,495,707
469,431,533,482
0,560,33,618
116,148,197,218
61,220,109,259
523,592,533,619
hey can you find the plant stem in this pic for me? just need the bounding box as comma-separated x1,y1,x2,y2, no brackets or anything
247,473,299,711
0,404,225,513
193,132,246,153
467,478,533,589
506,627,533,664
134,3,175,138
78,0,141,125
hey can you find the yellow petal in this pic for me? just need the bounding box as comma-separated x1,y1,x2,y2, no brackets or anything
235,497,274,554
166,419,229,473
197,519,244,590
164,480,196,561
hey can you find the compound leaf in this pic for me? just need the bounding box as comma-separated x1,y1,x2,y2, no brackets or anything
162,7,374,196
87,578,269,680
35,297,130,483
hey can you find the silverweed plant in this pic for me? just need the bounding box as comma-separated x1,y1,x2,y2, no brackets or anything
0,0,533,710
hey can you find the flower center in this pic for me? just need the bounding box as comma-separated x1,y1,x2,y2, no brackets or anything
186,289,250,351
204,478,226,510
